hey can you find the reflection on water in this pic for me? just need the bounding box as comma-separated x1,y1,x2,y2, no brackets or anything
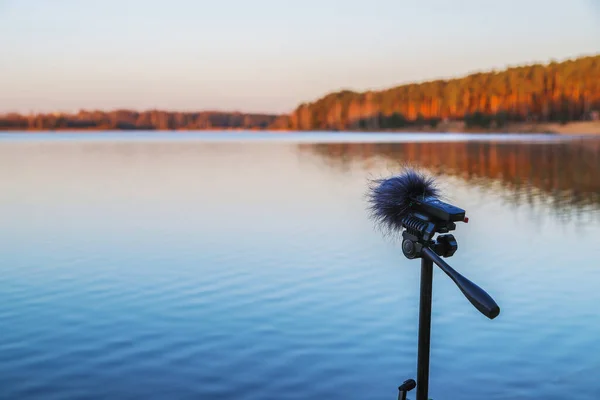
1,134,600,400
300,138,600,217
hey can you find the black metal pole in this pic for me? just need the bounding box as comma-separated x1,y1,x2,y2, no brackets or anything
416,255,434,400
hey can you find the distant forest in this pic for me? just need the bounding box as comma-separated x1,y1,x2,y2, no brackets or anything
1,54,599,131
0,110,278,131
279,54,600,130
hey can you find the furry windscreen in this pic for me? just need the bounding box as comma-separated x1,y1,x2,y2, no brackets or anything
367,169,439,234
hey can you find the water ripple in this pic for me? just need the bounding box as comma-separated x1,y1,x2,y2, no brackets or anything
1,136,600,399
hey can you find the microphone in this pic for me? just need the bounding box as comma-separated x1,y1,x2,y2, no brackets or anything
368,169,440,235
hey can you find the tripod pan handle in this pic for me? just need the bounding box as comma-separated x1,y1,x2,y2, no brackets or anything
422,247,500,320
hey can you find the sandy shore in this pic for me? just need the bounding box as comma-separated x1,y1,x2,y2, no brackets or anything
390,120,600,135
508,121,600,135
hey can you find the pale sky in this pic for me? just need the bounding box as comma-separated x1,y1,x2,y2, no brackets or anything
0,0,599,114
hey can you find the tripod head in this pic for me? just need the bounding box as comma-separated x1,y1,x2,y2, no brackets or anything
368,169,499,320
399,196,466,260
399,197,499,320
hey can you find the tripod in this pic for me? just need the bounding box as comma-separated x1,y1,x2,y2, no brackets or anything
396,214,500,400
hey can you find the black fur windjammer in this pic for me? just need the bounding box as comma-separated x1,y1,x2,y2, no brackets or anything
367,169,439,235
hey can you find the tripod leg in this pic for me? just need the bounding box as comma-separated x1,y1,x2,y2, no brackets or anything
398,379,416,400
416,256,433,400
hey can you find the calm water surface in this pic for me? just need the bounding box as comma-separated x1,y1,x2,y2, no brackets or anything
1,132,600,400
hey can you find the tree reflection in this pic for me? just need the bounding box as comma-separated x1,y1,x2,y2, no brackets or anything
298,139,600,216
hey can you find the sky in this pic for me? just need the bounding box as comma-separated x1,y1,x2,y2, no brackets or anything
0,0,599,115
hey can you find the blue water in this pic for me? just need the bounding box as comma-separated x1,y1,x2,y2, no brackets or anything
1,132,600,400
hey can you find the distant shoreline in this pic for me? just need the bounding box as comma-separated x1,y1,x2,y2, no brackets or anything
1,121,599,135
2,54,598,134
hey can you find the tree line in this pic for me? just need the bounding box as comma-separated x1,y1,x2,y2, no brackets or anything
1,54,598,131
0,110,278,131
278,54,600,130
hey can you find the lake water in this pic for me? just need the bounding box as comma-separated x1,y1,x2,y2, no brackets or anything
1,131,600,400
